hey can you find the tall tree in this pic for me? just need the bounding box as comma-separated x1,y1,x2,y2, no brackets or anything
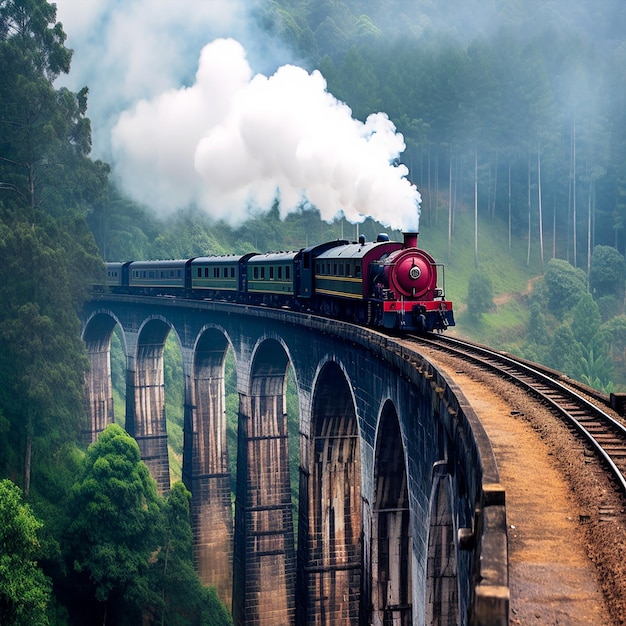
0,0,106,491
65,424,163,625
0,220,95,494
547,324,584,380
0,0,73,218
542,258,587,317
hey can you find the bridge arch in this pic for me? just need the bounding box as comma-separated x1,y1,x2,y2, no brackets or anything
82,310,125,444
186,325,234,606
128,315,182,493
425,460,460,625
372,399,412,626
233,336,297,625
300,358,362,625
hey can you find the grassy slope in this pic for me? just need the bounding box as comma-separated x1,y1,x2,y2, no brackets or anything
418,207,542,350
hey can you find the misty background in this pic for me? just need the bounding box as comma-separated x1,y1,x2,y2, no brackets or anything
53,0,626,249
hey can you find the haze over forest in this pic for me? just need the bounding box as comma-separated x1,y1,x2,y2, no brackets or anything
54,0,626,256
2,0,626,623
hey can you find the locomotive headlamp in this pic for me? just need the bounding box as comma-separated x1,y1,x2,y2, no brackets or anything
409,265,421,280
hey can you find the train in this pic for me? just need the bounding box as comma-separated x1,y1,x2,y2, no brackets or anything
99,232,455,333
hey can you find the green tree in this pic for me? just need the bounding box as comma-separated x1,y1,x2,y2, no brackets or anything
0,479,51,625
65,424,162,625
589,245,626,300
0,220,96,494
547,324,584,380
0,0,106,493
600,315,626,386
542,258,587,318
522,302,550,363
579,345,614,393
0,218,99,495
334,45,382,119
526,302,549,345
570,292,602,350
466,271,494,320
0,0,91,221
88,183,156,261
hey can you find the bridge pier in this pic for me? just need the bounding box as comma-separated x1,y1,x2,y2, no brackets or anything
371,402,412,626
232,348,296,626
183,332,233,608
82,313,117,444
300,361,363,625
426,461,459,624
126,321,171,494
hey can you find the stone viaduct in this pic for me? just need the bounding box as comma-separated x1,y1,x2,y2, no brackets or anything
81,294,508,626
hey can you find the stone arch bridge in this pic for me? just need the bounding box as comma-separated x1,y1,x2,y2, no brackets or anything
81,294,508,626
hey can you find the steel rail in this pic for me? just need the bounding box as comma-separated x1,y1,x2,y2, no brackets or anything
411,333,626,498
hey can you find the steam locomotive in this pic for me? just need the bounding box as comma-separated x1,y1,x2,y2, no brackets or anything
100,232,454,332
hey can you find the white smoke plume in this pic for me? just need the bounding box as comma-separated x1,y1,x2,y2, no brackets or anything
111,38,421,231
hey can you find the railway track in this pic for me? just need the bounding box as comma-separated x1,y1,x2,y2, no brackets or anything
410,333,626,502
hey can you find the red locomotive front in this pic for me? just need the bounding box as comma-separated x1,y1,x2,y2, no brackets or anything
370,233,454,332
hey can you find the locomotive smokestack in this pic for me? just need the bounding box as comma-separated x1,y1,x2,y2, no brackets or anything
403,232,418,249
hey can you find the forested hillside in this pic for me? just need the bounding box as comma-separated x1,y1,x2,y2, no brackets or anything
2,0,626,623
254,0,626,261
0,1,230,623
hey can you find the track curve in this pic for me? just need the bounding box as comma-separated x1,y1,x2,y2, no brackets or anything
409,333,626,503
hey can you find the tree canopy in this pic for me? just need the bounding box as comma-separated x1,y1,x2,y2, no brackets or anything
589,245,626,298
63,425,231,625
0,478,51,625
65,424,162,621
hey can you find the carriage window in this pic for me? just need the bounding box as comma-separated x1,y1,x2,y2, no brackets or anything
254,267,259,279
223,267,228,278
270,266,274,279
286,266,290,280
231,267,235,278
205,267,209,278
214,268,219,278
355,263,361,278
261,267,265,279
333,263,337,274
278,266,282,279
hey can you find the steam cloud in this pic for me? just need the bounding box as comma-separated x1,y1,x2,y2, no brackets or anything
111,38,421,231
